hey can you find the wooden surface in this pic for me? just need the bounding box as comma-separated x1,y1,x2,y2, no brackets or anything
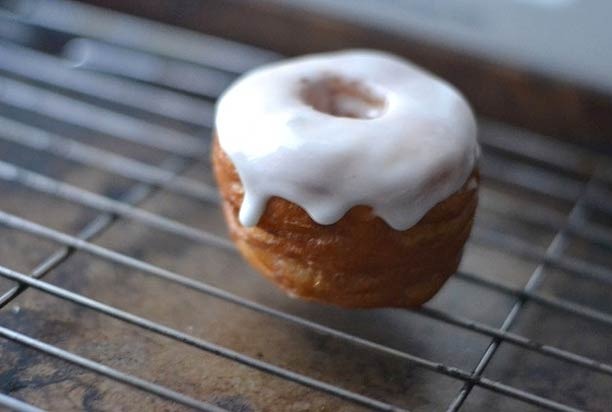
80,0,612,150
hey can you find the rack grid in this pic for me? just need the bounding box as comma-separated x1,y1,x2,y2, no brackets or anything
1,1,611,411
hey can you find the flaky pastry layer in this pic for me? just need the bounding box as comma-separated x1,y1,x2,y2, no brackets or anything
212,137,478,308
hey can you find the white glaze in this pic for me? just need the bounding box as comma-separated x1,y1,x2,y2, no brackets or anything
215,50,479,230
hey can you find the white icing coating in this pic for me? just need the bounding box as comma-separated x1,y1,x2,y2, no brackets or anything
215,50,479,230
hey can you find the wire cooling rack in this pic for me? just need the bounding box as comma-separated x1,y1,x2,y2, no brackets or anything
0,1,612,411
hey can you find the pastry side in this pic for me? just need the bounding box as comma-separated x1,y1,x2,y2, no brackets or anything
212,137,479,308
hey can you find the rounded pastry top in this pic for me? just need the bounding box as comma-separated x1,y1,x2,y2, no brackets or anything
215,49,479,230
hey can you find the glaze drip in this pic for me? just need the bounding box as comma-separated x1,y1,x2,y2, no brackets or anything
215,50,479,230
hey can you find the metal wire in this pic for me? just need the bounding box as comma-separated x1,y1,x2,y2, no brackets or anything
471,228,612,287
1,1,611,411
5,0,280,73
0,209,606,411
417,306,612,376
456,271,612,328
0,160,233,249
12,1,612,219
2,56,611,258
478,119,612,184
0,116,219,202
0,156,188,308
0,252,581,412
2,115,610,256
0,75,208,156
478,191,612,251
1,92,610,314
0,97,605,412
2,157,610,299
0,157,203,409
0,40,216,127
447,190,588,411
482,154,612,216
1,112,611,258
0,266,406,412
62,38,233,99
0,155,220,412
0,393,46,412
0,326,228,412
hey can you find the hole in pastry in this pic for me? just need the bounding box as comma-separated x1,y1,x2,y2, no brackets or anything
301,75,386,119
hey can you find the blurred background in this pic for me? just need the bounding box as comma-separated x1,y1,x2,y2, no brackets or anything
76,0,612,148
267,0,612,94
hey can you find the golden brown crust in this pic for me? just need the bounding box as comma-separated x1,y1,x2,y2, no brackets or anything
212,136,478,308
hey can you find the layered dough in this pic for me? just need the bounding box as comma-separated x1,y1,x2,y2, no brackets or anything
212,138,478,307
